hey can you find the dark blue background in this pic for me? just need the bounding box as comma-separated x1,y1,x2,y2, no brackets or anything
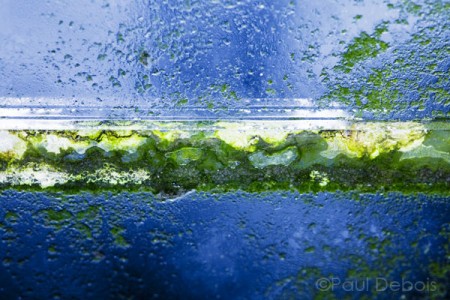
1,191,448,299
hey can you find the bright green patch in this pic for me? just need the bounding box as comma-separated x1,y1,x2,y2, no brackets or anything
0,122,448,196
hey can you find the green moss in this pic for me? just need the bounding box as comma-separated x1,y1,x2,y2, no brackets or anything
323,0,449,115
248,146,298,169
5,211,18,221
110,227,129,247
265,88,276,95
76,206,100,221
339,32,389,72
166,147,203,165
423,130,450,152
405,1,422,15
0,124,448,196
41,209,73,230
44,209,72,222
48,245,57,254
74,223,92,239
305,246,315,253
139,51,150,66
176,98,188,106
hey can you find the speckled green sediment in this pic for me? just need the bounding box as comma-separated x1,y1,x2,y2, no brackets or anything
320,0,450,118
0,121,449,195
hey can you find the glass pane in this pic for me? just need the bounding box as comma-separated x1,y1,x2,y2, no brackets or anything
0,1,449,299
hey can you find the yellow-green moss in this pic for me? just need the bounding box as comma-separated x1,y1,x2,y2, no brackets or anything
0,122,448,195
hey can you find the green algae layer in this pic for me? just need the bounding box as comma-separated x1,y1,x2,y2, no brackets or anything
0,121,449,196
